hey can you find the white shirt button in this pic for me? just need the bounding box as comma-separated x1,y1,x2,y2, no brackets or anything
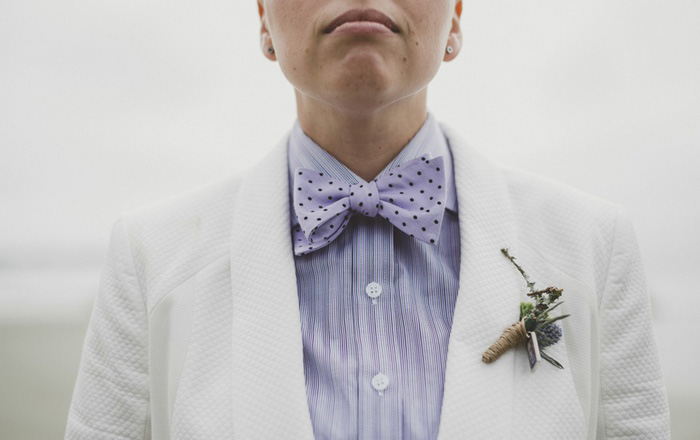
371,372,389,394
365,282,383,298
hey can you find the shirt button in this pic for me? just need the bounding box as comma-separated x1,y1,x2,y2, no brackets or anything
365,282,383,303
371,372,389,395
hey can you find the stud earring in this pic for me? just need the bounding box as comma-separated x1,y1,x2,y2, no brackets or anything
267,46,275,54
446,45,453,54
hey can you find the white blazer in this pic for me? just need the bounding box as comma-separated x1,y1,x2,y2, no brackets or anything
65,122,670,439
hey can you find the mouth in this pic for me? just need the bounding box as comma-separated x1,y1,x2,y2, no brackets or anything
324,8,400,34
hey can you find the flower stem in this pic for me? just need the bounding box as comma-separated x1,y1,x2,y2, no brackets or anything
501,248,536,293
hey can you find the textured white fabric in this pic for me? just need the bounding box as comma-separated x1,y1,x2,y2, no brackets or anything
65,122,670,439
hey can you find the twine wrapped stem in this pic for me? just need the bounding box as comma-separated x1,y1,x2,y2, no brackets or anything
482,319,528,364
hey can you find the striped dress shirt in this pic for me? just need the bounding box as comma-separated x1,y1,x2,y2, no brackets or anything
287,112,461,439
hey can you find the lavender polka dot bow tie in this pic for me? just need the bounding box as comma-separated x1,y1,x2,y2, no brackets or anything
292,154,447,256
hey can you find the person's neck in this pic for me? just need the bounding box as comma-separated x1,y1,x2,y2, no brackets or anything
295,90,428,182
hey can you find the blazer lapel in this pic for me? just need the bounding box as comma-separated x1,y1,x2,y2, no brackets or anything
229,133,315,439
436,122,524,439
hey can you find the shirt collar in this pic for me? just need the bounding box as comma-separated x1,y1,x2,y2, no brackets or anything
287,111,458,226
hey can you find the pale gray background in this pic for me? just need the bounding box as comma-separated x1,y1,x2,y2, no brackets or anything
1,0,698,438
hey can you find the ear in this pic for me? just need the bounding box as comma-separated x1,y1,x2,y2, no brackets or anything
258,0,277,61
444,0,463,62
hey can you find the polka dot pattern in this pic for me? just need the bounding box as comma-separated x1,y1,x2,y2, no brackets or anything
292,154,447,255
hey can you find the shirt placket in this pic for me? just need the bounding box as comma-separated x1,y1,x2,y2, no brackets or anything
353,214,401,439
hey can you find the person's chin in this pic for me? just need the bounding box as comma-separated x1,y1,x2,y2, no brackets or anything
330,58,395,87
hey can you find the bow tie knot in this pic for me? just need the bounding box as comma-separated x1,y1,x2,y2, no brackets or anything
292,154,447,256
349,181,380,217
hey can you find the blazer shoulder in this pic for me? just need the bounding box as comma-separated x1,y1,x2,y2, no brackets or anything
500,165,622,294
124,173,243,238
113,174,244,302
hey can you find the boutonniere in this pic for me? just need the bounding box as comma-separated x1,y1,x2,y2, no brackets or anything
482,248,570,371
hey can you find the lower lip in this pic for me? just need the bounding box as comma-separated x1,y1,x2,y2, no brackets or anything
329,21,394,36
